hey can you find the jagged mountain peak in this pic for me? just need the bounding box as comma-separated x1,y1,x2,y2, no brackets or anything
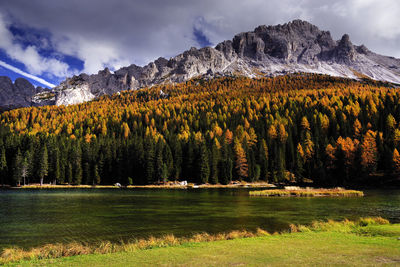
2,20,400,108
253,19,318,33
340,33,351,44
334,34,357,64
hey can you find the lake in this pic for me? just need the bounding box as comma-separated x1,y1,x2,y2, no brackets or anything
0,188,399,249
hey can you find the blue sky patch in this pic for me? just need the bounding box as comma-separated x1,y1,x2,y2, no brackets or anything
193,27,212,48
0,21,83,87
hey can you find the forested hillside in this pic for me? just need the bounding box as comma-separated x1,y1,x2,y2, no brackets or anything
0,74,399,186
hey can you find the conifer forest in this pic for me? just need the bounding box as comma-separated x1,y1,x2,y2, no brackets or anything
1,74,399,186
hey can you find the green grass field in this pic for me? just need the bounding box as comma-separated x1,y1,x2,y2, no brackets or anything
5,219,400,266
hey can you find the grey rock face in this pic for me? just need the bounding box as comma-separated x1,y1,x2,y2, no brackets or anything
231,20,332,63
333,34,357,64
0,77,52,110
2,20,400,109
0,77,14,105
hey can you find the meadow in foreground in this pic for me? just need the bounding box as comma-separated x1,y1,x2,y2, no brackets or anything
3,217,399,266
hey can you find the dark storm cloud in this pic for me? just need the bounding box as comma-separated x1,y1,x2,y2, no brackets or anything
0,0,399,78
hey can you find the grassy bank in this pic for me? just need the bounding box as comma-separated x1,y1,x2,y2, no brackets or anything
2,217,400,266
249,188,364,197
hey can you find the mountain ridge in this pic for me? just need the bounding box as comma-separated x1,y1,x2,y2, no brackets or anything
1,19,400,108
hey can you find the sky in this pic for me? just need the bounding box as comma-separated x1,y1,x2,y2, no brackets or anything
0,0,399,88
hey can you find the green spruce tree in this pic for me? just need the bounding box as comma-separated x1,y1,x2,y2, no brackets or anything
198,142,210,184
0,147,7,186
38,145,48,186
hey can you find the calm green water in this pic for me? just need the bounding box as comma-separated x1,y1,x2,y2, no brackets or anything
0,189,399,249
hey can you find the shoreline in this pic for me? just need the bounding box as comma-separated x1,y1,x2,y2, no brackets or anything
3,182,277,190
2,183,398,190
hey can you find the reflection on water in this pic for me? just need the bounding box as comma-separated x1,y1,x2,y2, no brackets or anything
0,188,399,249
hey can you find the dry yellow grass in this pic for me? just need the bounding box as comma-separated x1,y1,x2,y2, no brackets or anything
0,229,270,264
249,188,364,197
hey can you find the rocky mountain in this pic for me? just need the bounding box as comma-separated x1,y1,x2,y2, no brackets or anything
0,76,52,110
2,20,400,108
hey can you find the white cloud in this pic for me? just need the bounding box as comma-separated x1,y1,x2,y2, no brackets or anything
0,12,75,79
0,0,399,81
331,0,400,39
55,37,131,74
0,60,55,88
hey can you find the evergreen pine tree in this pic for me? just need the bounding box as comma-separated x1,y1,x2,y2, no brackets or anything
0,147,7,186
163,144,174,179
247,147,257,182
92,164,101,185
155,139,165,183
66,163,73,184
12,149,22,186
21,154,30,186
258,139,269,182
172,139,182,180
198,142,210,184
83,162,91,185
38,145,48,186
184,138,194,181
145,139,155,184
51,147,61,184
277,145,286,181
219,141,232,185
70,144,82,185
210,140,220,184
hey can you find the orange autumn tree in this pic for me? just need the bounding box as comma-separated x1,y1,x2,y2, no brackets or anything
392,149,400,173
360,130,378,173
353,119,362,138
234,138,248,180
325,144,336,171
336,136,360,180
224,129,233,145
121,122,130,139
